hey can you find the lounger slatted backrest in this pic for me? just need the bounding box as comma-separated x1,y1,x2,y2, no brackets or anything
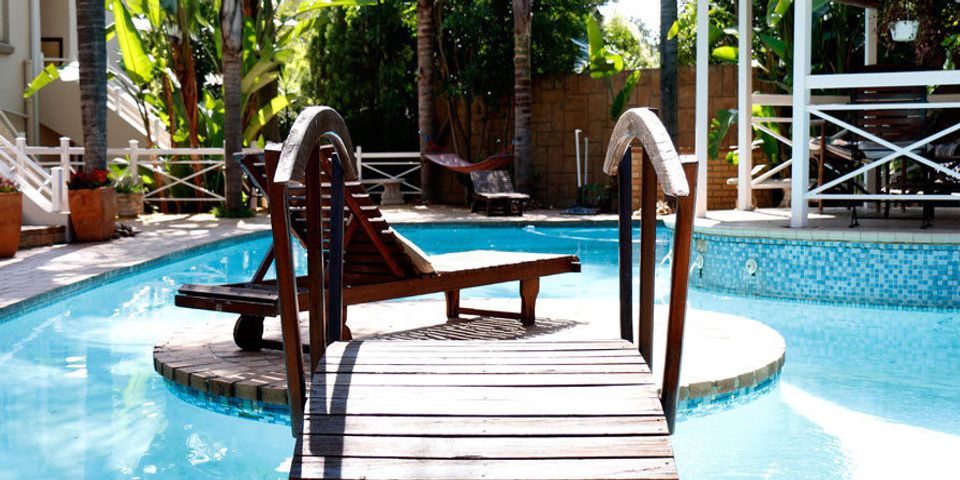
240,147,420,285
855,85,927,155
470,170,518,195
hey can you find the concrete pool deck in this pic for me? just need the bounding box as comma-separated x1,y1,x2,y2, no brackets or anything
666,207,960,244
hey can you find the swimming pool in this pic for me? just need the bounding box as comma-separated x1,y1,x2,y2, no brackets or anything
1,224,957,478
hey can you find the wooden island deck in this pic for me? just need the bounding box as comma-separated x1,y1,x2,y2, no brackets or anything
291,339,676,480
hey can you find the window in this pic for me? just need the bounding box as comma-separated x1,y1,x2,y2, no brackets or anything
0,0,11,55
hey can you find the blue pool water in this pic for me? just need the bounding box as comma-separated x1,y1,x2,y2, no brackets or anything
1,224,958,479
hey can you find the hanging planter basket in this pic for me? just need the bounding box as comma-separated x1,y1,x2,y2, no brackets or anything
889,20,920,42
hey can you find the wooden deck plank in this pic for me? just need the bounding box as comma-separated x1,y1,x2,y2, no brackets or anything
301,415,668,436
316,355,648,366
313,363,651,375
290,458,678,480
308,372,654,387
324,344,638,355
305,396,663,416
296,435,673,459
308,385,659,399
294,340,675,480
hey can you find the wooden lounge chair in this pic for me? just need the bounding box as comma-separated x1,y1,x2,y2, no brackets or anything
175,143,579,351
469,170,529,216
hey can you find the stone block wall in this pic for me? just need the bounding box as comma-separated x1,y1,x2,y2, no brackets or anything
433,65,745,210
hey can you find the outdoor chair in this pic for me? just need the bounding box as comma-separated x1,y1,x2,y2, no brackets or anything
469,170,529,216
810,66,936,227
175,139,579,351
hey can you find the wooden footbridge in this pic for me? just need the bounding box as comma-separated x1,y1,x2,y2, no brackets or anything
257,107,697,479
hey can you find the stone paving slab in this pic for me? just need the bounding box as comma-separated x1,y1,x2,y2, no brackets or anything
154,299,785,407
0,213,271,314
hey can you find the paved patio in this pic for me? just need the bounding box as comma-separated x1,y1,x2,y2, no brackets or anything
670,207,960,243
0,213,270,313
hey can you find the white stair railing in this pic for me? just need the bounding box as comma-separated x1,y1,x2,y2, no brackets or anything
0,136,59,212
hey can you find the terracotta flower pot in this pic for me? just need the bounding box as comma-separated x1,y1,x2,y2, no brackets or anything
116,192,144,218
69,187,117,242
0,192,22,258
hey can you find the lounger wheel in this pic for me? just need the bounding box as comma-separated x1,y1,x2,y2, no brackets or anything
234,315,265,351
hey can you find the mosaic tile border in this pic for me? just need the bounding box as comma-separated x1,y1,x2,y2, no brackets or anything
165,379,291,427
687,230,960,310
677,372,782,420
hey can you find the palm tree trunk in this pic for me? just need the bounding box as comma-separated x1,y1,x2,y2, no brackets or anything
221,0,244,212
417,0,435,203
76,0,107,171
660,0,678,141
512,0,533,194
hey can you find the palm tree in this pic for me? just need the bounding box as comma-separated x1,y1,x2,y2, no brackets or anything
417,0,435,203
660,0,678,141
171,1,200,149
221,0,244,212
512,0,533,194
77,0,108,171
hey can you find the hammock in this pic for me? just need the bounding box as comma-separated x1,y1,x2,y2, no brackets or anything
423,145,513,173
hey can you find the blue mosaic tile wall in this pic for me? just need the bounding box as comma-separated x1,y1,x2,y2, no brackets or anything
691,233,960,309
166,380,291,426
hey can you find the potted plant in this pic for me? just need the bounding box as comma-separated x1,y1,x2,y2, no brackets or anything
0,176,21,258
109,164,151,218
68,168,116,242
883,1,920,42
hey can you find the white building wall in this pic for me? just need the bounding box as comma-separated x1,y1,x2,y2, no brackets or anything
0,0,33,136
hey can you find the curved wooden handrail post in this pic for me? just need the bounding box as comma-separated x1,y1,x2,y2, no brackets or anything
604,107,697,435
270,106,355,436
265,143,307,437
639,146,658,370
662,158,698,434
617,149,633,343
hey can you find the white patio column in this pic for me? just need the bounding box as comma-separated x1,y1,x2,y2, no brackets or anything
736,0,754,211
67,0,78,61
28,0,42,144
694,0,710,217
864,8,878,66
790,0,812,227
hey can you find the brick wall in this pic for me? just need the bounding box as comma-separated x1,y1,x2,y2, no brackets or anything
434,65,744,210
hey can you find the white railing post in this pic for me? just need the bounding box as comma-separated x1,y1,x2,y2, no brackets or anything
51,167,65,212
128,139,140,179
356,145,363,181
15,137,26,181
59,137,72,174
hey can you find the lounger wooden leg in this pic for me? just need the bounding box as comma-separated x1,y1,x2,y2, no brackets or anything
341,306,352,341
233,315,265,351
445,290,461,319
520,278,539,326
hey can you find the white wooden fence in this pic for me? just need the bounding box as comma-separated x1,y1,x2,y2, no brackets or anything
0,136,423,214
